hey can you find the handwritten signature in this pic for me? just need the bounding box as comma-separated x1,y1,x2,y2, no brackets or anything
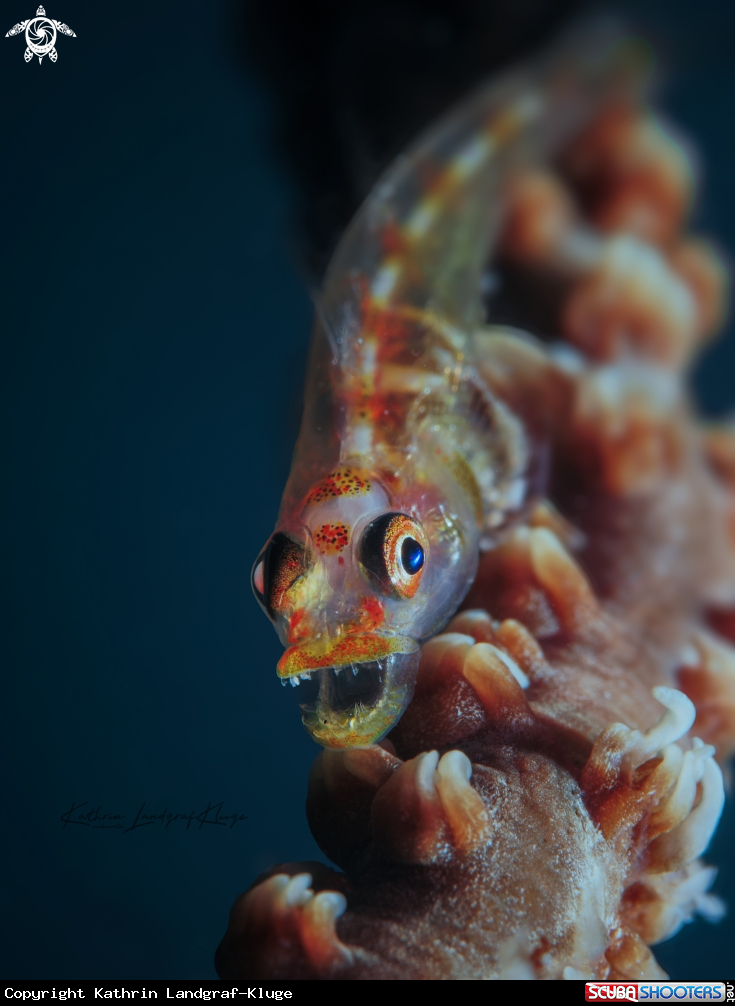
60,801,248,833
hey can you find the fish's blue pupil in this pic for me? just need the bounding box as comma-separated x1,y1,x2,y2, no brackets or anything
401,537,424,575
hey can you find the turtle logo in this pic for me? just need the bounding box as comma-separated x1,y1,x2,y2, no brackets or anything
5,6,75,64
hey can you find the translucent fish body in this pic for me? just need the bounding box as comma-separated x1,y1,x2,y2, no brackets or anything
252,26,648,748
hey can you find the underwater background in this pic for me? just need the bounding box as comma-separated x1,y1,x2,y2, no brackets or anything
1,0,734,980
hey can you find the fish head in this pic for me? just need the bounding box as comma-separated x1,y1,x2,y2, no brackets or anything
252,466,477,747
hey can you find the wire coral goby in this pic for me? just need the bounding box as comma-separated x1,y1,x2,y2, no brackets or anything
223,23,735,979
249,25,652,750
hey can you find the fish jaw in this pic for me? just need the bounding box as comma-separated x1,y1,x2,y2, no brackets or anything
301,652,420,747
276,632,418,677
277,637,421,749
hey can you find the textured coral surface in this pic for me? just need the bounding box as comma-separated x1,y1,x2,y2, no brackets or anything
216,90,735,979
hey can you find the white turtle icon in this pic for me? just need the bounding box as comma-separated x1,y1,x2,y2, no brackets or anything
5,5,76,64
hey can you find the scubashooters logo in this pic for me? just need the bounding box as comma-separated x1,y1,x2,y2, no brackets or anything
586,985,727,1002
5,6,75,63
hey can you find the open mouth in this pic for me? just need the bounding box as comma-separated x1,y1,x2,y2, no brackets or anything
281,651,421,748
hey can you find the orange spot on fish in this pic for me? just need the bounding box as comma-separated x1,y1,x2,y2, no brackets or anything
305,468,372,505
381,222,409,258
359,595,385,631
287,608,309,643
314,522,350,555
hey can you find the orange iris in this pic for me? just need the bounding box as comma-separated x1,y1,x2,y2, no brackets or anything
361,512,428,599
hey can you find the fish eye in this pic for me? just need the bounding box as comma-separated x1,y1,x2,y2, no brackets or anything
252,532,308,618
401,537,424,574
251,555,266,605
360,512,428,598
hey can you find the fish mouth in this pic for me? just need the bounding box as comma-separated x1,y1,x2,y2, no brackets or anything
277,632,417,677
279,644,421,749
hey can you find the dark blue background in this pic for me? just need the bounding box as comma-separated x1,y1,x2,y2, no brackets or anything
0,0,733,980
